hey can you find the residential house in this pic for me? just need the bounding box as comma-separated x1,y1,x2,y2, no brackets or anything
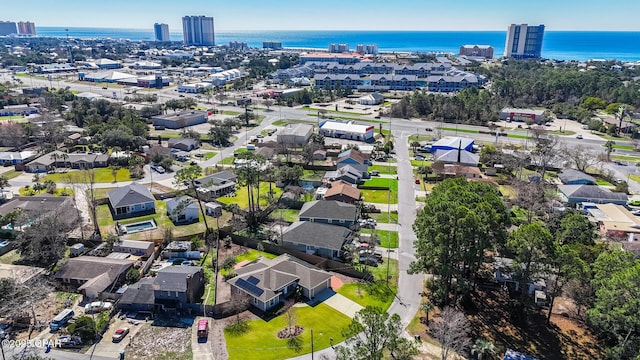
323,180,361,204
442,164,482,178
0,195,78,231
430,136,475,153
282,221,352,259
153,266,205,310
493,257,546,295
116,278,155,312
112,239,155,258
194,171,237,200
558,169,596,185
558,185,628,205
25,151,110,172
323,164,363,185
299,200,358,228
55,256,134,299
0,151,37,166
587,203,640,242
108,183,156,219
434,149,480,166
168,138,200,152
312,150,327,161
228,254,332,311
165,197,200,223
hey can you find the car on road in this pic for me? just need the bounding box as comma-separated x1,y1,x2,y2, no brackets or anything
631,209,640,216
415,178,421,184
256,134,264,138
151,164,165,174
112,327,130,342
576,134,583,139
614,160,628,166
194,153,204,158
425,127,433,132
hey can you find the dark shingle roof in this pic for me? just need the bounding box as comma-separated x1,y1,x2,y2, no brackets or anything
55,256,133,282
282,221,351,251
153,266,202,292
108,183,155,209
117,278,155,306
559,185,628,202
299,200,357,221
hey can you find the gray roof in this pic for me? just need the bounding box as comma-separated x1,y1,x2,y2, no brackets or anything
114,239,155,251
558,169,596,185
118,278,155,306
55,256,133,282
558,185,628,202
279,123,314,137
28,150,109,167
152,110,207,123
194,171,237,187
154,266,203,292
167,138,200,148
299,200,357,221
229,254,332,302
434,149,479,165
108,183,155,209
282,221,352,251
165,196,199,212
0,195,71,217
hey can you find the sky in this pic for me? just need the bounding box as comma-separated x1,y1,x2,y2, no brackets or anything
4,0,640,31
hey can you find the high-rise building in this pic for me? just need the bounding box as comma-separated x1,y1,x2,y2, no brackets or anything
0,21,17,36
504,24,545,59
182,16,215,46
328,43,349,53
356,44,378,55
263,41,282,50
17,21,36,35
154,23,170,42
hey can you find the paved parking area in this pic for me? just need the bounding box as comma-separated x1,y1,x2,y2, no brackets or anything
87,317,145,358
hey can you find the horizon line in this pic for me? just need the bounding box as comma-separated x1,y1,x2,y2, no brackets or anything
32,26,640,32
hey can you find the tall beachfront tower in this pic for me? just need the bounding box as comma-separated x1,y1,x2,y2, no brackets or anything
182,16,215,46
18,21,36,35
0,22,17,36
504,24,545,59
154,23,170,42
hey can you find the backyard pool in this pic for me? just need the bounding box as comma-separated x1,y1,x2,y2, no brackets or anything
121,220,157,234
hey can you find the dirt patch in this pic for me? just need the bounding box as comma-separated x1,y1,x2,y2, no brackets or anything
124,324,192,360
277,326,304,339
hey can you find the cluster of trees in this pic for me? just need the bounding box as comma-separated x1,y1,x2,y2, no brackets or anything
411,175,640,358
164,97,197,112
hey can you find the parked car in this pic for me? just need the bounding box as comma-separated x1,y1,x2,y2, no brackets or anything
415,178,421,184
415,154,425,160
359,257,379,267
0,323,11,339
84,301,113,314
256,134,264,138
370,170,380,176
151,165,165,174
576,134,583,139
58,335,82,348
112,327,130,342
425,127,433,132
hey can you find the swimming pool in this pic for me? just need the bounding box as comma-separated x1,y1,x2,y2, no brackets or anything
122,220,157,234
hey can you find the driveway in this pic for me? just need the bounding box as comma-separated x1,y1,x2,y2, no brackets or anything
191,316,215,360
312,289,363,318
86,317,145,358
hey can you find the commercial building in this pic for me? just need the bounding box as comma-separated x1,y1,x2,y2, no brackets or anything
499,108,546,123
152,110,208,129
182,16,215,46
17,21,36,35
459,45,494,59
356,44,378,55
319,120,374,141
0,22,17,36
263,41,282,50
276,123,314,146
154,23,170,42
587,203,640,242
504,24,545,59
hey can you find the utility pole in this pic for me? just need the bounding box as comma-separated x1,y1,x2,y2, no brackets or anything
310,329,314,360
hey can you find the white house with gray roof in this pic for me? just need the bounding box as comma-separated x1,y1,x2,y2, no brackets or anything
228,254,332,311
108,183,155,218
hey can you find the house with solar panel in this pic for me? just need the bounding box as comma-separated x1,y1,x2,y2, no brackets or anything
228,254,332,311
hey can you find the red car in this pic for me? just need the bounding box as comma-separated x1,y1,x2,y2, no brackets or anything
415,178,420,184
112,327,129,342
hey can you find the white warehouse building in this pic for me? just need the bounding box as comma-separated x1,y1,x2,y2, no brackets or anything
319,120,375,141
276,123,314,145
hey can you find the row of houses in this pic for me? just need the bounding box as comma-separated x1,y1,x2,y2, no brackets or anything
313,71,487,92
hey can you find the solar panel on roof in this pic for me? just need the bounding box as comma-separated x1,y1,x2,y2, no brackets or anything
246,276,260,285
236,278,264,296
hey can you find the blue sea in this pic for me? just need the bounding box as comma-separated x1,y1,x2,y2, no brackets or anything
36,27,640,62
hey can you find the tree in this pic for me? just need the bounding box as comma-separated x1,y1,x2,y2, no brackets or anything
512,180,547,224
604,140,615,161
562,144,601,172
530,128,560,179
125,268,141,284
208,123,232,147
0,175,8,199
419,299,434,325
174,165,211,241
103,232,121,253
505,222,554,303
0,277,51,334
410,141,421,153
410,178,509,305
335,306,415,360
431,307,472,360
68,316,96,343
71,170,100,238
471,338,496,360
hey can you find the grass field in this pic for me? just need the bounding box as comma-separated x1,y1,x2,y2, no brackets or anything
360,189,397,204
337,258,398,310
366,211,398,224
43,168,132,183
368,164,397,175
273,209,300,223
216,183,283,210
0,171,23,180
370,229,399,248
219,156,236,165
225,303,351,360
410,159,432,168
19,187,73,197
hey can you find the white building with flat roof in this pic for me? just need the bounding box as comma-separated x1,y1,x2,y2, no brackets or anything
319,120,374,141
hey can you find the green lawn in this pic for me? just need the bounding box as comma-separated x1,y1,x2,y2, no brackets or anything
203,152,217,160
301,170,324,181
273,209,300,223
19,187,73,197
43,168,132,183
96,200,231,240
410,159,432,168
225,303,351,360
629,175,640,183
337,258,398,310
596,179,614,186
360,190,397,204
368,164,397,175
372,229,399,248
366,211,398,224
216,183,283,210
408,134,437,142
220,110,241,116
610,155,640,163
201,256,216,305
362,178,398,191
440,127,478,134
272,119,316,127
236,249,278,263
0,171,23,180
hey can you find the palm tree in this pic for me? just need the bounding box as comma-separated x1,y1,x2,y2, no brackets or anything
471,338,497,360
60,152,70,170
410,141,421,153
419,299,434,325
605,140,615,162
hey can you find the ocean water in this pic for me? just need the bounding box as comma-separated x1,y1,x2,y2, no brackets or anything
36,27,640,61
